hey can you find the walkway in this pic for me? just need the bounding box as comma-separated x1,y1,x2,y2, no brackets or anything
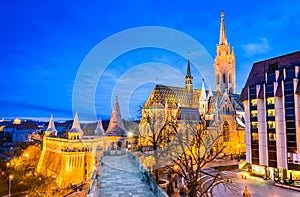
212,170,300,197
97,155,154,197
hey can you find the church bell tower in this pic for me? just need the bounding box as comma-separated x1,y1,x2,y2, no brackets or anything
185,54,193,93
214,11,236,94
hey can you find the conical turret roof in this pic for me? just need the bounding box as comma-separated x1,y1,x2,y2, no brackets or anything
45,115,58,136
69,112,83,133
95,118,105,136
105,96,127,136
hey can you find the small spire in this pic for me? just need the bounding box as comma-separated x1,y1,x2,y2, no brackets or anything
201,79,205,91
200,79,206,100
95,118,105,135
186,53,192,78
219,11,227,45
45,115,58,136
232,46,235,55
70,112,83,133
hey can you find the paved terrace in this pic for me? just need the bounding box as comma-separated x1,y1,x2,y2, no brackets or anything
97,155,154,197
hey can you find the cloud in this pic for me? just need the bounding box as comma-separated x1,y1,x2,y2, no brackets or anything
241,38,271,57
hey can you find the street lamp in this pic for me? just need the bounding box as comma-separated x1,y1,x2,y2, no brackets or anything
8,174,13,197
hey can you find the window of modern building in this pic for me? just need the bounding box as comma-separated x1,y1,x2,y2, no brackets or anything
268,133,276,141
267,109,275,117
286,68,295,79
267,121,276,129
285,95,294,103
251,99,257,106
285,81,294,92
267,97,274,105
269,63,278,72
251,122,258,129
251,110,258,117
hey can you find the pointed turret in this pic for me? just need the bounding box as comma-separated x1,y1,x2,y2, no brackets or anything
105,96,127,136
185,53,193,93
219,11,227,45
68,112,83,140
199,79,208,115
45,115,58,137
200,79,206,100
95,118,105,136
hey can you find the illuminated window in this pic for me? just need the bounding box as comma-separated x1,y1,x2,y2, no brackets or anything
267,109,275,117
267,97,274,105
252,133,258,141
251,99,257,106
251,122,258,129
251,110,257,117
269,133,276,141
268,121,275,129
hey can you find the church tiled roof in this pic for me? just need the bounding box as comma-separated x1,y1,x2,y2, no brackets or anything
145,85,200,108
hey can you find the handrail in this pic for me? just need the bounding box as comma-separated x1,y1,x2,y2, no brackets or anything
128,152,168,197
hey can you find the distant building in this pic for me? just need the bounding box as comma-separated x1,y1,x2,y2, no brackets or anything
139,12,245,155
240,51,300,181
4,118,40,143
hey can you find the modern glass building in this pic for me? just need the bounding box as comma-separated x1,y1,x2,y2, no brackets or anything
240,51,300,181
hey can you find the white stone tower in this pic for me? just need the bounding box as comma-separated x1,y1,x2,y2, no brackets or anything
214,11,236,94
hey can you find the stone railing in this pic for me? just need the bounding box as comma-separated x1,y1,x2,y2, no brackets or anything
103,149,127,156
87,154,104,197
128,152,168,197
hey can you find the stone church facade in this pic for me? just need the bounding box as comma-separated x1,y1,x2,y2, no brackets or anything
139,11,246,155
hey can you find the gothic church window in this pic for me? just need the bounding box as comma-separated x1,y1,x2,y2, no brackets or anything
223,121,230,142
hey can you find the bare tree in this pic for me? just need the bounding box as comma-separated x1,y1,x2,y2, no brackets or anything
138,108,176,182
165,115,238,197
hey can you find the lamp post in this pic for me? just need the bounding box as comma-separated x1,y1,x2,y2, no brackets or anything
8,174,13,197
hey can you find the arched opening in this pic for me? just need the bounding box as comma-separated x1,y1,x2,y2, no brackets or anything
223,121,230,142
223,74,226,83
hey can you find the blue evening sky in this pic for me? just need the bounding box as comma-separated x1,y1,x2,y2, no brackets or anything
1,0,300,121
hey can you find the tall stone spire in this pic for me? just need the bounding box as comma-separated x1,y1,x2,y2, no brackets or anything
214,11,236,94
200,79,206,99
95,118,105,136
45,115,58,137
185,53,193,93
105,96,127,136
219,11,227,45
